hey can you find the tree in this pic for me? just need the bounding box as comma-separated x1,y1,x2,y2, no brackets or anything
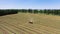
28,9,32,13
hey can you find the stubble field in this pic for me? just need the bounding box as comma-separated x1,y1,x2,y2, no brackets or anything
0,13,60,34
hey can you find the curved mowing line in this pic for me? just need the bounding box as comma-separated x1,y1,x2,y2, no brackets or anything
24,24,60,34
23,24,52,34
1,23,31,34
0,24,23,34
0,26,12,34
3,22,41,34
0,24,16,34
0,27,9,34
11,23,50,34
4,22,60,34
2,23,35,34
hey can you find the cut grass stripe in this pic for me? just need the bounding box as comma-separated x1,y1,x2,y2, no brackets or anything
3,22,41,34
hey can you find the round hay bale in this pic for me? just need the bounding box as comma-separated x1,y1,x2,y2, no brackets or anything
29,21,33,24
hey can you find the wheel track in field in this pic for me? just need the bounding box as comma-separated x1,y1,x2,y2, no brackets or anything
0,23,34,34
0,25,13,34
0,24,30,34
8,22,60,34
3,22,60,34
0,27,9,34
23,24,60,34
1,22,41,34
5,22,47,34
1,23,36,34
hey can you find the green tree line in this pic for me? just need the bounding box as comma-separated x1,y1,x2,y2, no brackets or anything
18,9,60,15
0,9,60,16
0,9,18,16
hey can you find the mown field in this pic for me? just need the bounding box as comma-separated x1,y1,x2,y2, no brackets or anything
0,13,60,34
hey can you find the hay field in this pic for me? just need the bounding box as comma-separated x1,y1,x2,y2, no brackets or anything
0,13,60,34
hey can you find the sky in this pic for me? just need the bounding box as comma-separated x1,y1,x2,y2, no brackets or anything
0,0,60,9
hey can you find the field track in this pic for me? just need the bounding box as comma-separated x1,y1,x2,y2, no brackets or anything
0,13,60,34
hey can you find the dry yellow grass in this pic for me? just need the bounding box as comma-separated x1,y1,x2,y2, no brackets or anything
0,13,60,34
